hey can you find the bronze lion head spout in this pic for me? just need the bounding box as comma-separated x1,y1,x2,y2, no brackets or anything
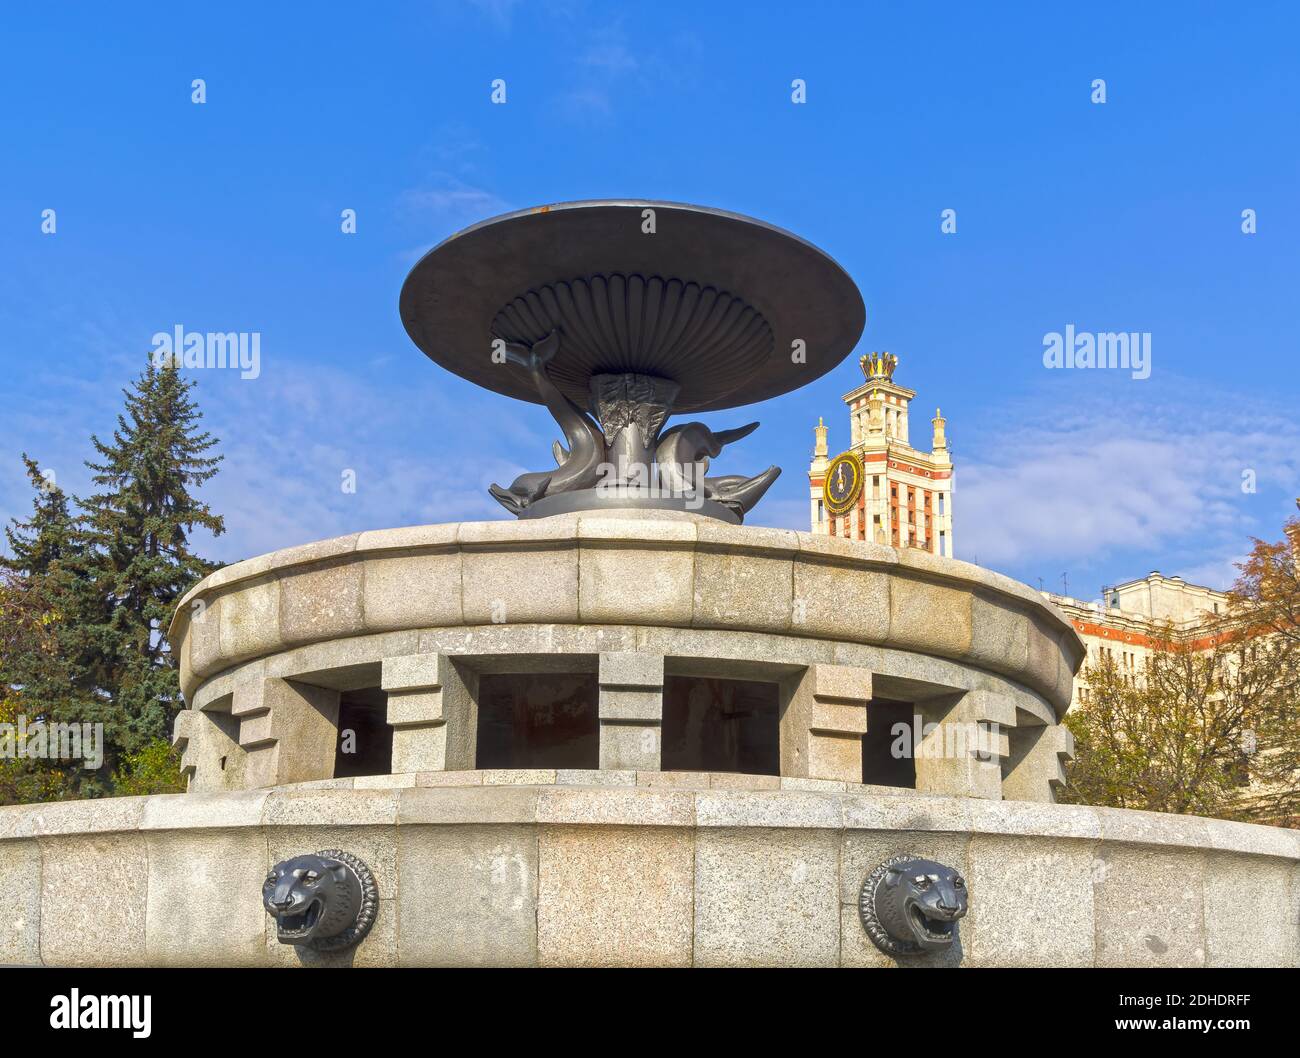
860,854,968,955
263,849,378,953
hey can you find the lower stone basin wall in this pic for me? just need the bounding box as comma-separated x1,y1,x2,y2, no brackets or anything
2,778,1296,968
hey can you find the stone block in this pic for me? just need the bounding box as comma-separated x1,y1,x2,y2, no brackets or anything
140,789,268,831
144,829,268,966
398,784,540,825
1093,844,1206,967
964,834,1094,967
358,523,460,554
263,788,398,827
889,576,973,658
391,724,447,774
279,561,364,646
538,824,693,966
38,833,148,966
0,840,42,966
598,690,663,722
694,827,840,967
707,772,781,790
781,664,870,783
598,651,665,688
810,699,869,734
386,690,443,726
600,722,661,771
219,574,281,662
791,557,891,643
237,679,340,788
415,769,484,787
579,542,694,625
1025,616,1066,704
482,768,557,786
398,824,537,966
461,545,579,625
810,663,873,702
693,549,793,633
1202,851,1297,967
842,792,971,834
536,786,694,827
188,590,224,676
352,773,416,789
638,770,711,789
781,777,848,792
808,733,868,785
556,769,638,786
967,592,1031,676
362,551,463,632
382,653,445,691
695,789,841,829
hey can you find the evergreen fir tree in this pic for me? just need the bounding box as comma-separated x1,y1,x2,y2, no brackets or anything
2,455,77,576
76,358,225,764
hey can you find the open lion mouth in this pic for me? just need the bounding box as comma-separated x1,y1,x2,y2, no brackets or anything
276,900,322,940
909,906,958,943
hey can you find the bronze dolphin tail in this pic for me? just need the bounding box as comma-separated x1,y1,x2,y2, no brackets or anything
655,420,765,496
492,332,606,513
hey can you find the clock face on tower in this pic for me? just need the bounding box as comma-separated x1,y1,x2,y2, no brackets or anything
822,452,863,516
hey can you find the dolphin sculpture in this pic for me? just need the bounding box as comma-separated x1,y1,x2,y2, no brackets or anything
488,332,606,515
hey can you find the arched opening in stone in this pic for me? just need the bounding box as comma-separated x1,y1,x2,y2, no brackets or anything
333,688,394,778
862,697,917,788
476,673,599,769
661,675,780,775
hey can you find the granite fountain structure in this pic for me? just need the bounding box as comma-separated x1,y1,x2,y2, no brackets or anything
1,201,1296,967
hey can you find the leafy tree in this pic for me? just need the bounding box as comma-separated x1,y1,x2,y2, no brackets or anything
1230,509,1300,647
1224,508,1300,824
0,572,75,804
112,737,185,797
0,462,93,800
1063,516,1300,824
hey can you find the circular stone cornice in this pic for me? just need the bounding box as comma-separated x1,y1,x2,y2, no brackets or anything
168,514,1086,713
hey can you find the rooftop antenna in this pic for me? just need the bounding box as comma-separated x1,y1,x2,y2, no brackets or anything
1061,572,1069,597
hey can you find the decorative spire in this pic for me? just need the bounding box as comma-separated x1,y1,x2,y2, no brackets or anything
813,416,828,458
931,407,947,452
860,351,898,382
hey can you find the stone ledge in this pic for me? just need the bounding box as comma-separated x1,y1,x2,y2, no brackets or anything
3,781,1294,863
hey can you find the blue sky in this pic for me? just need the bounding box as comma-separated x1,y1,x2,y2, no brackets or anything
1,1,1297,598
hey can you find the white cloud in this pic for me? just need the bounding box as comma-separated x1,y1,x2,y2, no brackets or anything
398,178,509,222
954,385,1300,579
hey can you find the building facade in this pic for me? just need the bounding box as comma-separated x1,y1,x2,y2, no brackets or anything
808,353,954,555
1043,571,1230,709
